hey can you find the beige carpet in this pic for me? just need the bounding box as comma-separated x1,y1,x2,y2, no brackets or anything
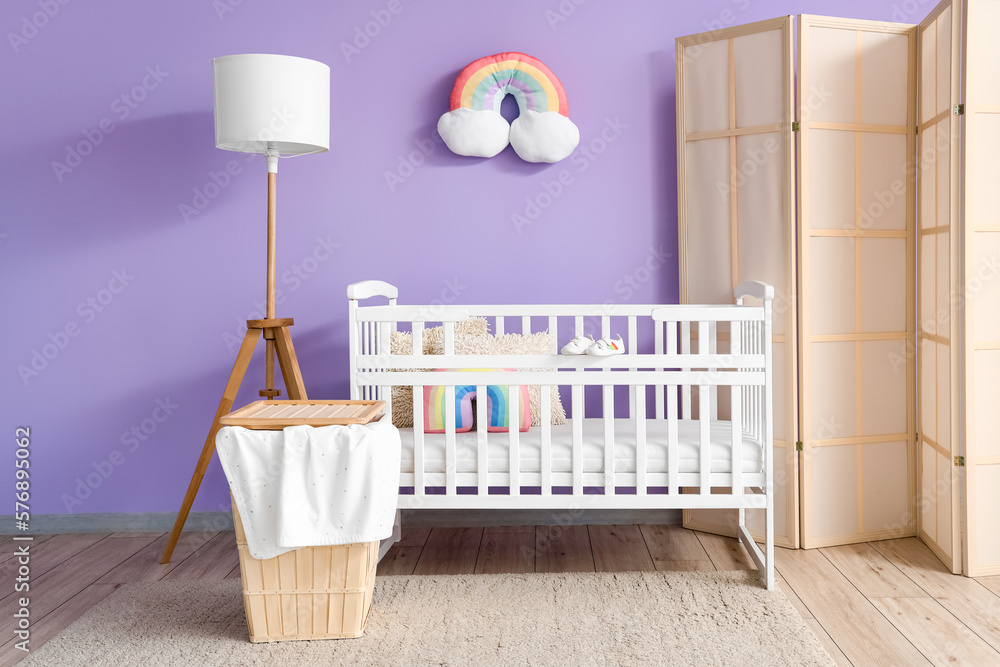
24,571,833,666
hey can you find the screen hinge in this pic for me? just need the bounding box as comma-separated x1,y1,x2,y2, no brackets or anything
792,121,800,132
954,104,965,115
796,441,803,451
955,455,965,466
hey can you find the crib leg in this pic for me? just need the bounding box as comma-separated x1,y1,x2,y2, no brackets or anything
765,487,775,591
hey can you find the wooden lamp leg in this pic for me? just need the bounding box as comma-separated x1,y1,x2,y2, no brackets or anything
160,328,260,564
273,326,307,400
162,163,302,564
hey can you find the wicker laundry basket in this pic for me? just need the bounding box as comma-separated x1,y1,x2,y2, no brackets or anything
232,499,378,642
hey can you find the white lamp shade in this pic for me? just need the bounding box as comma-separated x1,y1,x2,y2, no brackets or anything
214,54,330,156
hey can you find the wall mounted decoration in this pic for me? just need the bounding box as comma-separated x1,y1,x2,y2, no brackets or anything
437,52,580,163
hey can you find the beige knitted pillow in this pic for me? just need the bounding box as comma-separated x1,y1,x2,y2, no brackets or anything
387,318,490,428
452,332,567,427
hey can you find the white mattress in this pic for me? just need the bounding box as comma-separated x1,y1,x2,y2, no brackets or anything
398,418,762,475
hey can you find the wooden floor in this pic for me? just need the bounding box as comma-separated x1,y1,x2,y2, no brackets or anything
3,526,999,665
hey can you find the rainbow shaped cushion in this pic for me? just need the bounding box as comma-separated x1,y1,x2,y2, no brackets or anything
437,52,580,163
423,369,531,433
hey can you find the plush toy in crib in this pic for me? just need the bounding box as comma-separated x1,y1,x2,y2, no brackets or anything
423,370,531,433
437,52,580,163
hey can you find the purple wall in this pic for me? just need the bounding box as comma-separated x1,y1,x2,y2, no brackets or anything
2,0,909,516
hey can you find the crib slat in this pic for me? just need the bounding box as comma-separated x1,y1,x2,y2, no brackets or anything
603,384,614,495
601,316,610,340
445,384,456,496
707,321,718,421
698,384,711,495
509,385,520,496
496,316,504,336
413,384,424,497
573,314,584,495
548,316,558,353
379,321,391,418
521,315,531,335
742,320,749,437
731,320,743,495
572,385,584,495
655,322,665,421
635,384,646,496
412,320,425,494
477,385,488,496
751,322,758,439
443,322,455,355
541,385,552,496
412,322,424,356
444,322,457,496
731,385,743,495
667,383,679,494
361,322,368,400
681,322,691,419
628,316,638,418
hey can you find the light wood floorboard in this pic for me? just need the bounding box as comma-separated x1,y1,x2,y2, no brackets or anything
0,535,54,564
7,526,1000,666
775,569,812,619
589,525,654,573
0,534,108,602
97,532,218,584
775,546,931,665
640,524,714,572
411,527,482,575
0,583,122,664
534,525,594,573
871,538,1000,654
870,596,1000,665
376,546,422,576
697,530,755,570
979,575,1000,598
160,532,238,582
803,617,852,667
820,543,927,598
475,531,534,574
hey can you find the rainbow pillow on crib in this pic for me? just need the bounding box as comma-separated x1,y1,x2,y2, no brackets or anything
423,369,531,433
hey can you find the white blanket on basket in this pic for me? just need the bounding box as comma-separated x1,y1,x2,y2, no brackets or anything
216,422,401,560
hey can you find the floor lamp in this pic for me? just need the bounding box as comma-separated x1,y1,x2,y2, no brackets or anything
162,54,331,563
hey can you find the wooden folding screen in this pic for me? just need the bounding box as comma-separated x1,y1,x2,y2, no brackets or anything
676,18,799,549
916,0,962,573
677,7,1000,565
959,0,1000,577
677,16,917,550
797,16,917,548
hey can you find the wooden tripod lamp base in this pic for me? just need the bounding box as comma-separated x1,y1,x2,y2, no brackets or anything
160,318,306,564
172,53,331,565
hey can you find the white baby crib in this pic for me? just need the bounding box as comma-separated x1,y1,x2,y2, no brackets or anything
347,280,775,588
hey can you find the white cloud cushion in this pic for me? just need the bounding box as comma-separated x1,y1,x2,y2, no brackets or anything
437,108,511,158
509,110,580,163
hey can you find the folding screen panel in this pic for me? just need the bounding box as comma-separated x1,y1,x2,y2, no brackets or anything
797,16,917,548
916,0,962,574
675,18,798,548
960,0,1000,577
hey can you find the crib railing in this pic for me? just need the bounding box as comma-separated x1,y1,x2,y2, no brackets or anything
346,280,772,503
